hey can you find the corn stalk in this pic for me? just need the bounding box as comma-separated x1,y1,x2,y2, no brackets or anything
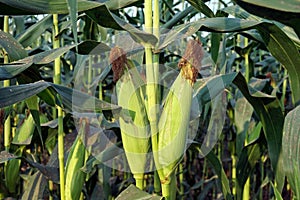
3,15,10,152
52,14,65,200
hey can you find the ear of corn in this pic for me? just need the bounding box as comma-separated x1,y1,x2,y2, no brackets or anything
65,120,87,200
111,47,150,190
156,40,203,199
158,71,193,176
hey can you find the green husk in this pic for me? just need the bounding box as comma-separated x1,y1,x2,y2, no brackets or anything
157,67,194,181
156,40,203,199
65,120,87,200
113,47,150,189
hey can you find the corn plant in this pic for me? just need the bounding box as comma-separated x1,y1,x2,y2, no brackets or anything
0,0,300,199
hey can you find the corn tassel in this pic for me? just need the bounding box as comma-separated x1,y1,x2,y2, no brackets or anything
157,40,203,199
65,120,87,200
111,47,150,190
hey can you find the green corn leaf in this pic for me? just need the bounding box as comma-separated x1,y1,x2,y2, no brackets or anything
236,0,300,13
282,105,300,197
81,142,123,174
0,151,19,164
232,73,285,188
25,96,43,147
236,134,266,196
222,5,300,48
0,41,110,81
0,0,139,15
256,23,300,105
159,18,300,104
186,0,215,18
0,29,28,61
248,122,262,145
199,91,227,157
16,15,53,48
21,171,47,200
116,184,163,200
13,16,25,35
12,113,35,145
86,6,158,46
24,158,59,184
66,0,78,47
234,0,300,37
0,62,32,80
271,182,284,200
0,81,49,108
158,18,261,50
0,81,121,114
206,151,233,200
162,6,197,30
194,72,284,188
194,73,238,105
0,0,102,15
234,96,253,155
5,147,23,194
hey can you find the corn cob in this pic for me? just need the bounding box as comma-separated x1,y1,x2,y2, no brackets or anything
157,40,203,199
65,119,87,200
111,47,150,190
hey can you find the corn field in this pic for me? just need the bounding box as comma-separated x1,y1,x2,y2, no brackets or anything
0,0,300,199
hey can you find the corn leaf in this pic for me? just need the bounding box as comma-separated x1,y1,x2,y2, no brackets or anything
0,151,19,164
234,96,253,154
21,171,47,200
0,41,110,81
116,184,163,200
186,0,215,17
271,182,284,200
86,6,158,46
25,96,43,146
81,142,123,174
5,147,23,194
12,113,35,145
256,23,300,105
0,29,28,61
232,73,284,188
162,6,197,30
234,0,300,37
236,134,266,196
0,0,139,14
194,73,238,104
194,72,284,188
236,0,300,12
0,0,102,15
16,15,53,48
282,105,300,197
66,0,78,47
200,92,227,157
160,18,300,104
222,5,300,48
206,151,233,200
0,81,121,113
0,62,32,80
25,158,59,184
